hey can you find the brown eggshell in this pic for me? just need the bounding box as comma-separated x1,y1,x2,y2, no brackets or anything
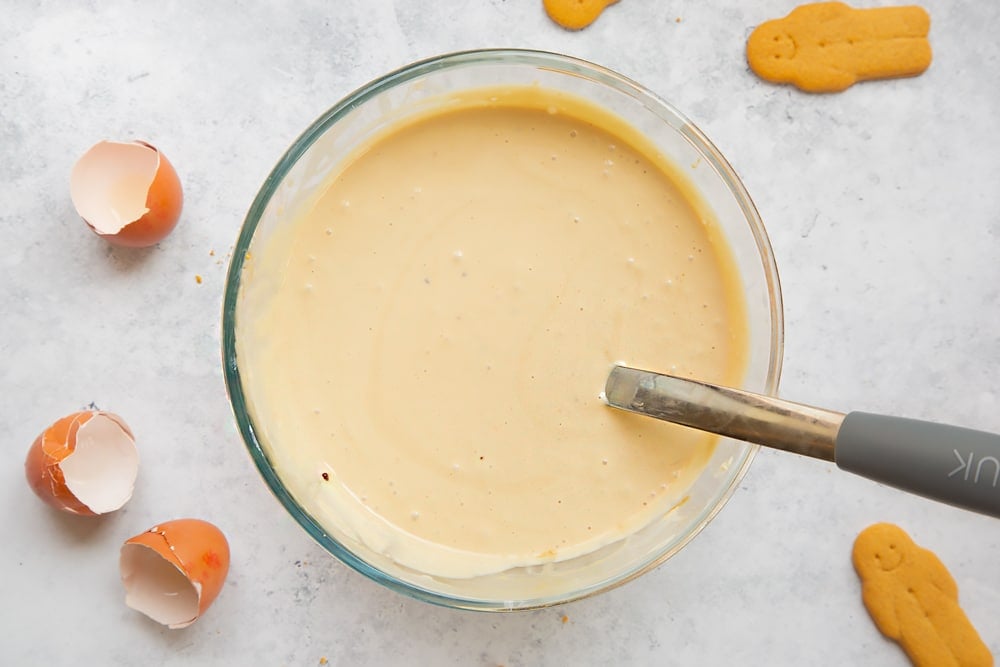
70,140,183,248
24,411,138,515
120,519,231,629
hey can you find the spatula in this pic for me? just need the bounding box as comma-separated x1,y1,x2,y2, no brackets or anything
604,365,1000,519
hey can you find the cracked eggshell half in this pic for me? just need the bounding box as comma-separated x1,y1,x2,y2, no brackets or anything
120,519,231,629
24,411,139,515
70,140,183,247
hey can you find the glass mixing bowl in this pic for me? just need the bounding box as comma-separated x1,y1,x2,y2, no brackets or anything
222,49,783,611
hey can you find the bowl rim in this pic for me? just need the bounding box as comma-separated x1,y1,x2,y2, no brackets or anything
221,47,784,611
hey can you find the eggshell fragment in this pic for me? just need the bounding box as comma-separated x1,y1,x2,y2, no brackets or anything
70,140,183,247
120,519,230,629
24,411,138,515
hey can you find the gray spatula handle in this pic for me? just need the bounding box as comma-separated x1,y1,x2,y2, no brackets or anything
836,412,1000,518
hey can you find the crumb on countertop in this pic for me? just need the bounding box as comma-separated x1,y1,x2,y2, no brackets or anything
561,614,569,624
195,274,203,284
319,658,328,665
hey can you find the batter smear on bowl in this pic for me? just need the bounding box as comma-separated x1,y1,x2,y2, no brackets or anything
236,87,749,578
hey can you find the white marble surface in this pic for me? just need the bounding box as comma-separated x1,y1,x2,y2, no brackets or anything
2,1,999,665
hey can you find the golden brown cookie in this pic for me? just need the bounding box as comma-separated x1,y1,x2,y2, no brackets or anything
543,0,619,31
746,2,931,92
852,523,993,667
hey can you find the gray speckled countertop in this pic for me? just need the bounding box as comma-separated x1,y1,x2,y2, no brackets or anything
2,2,998,665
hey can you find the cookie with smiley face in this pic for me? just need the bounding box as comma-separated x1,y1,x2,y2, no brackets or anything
852,523,992,667
746,2,932,92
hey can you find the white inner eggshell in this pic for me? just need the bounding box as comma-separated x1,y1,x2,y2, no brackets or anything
120,542,200,629
59,414,138,513
70,141,159,235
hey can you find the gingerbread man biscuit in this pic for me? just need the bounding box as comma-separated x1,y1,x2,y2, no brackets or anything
747,2,932,92
852,523,992,667
543,0,619,31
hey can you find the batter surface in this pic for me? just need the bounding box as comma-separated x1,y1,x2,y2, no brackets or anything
237,88,748,577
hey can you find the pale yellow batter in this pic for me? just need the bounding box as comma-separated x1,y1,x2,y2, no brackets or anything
237,88,748,578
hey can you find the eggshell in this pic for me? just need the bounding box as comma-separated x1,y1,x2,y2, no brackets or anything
120,519,230,629
70,140,183,247
24,411,138,515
